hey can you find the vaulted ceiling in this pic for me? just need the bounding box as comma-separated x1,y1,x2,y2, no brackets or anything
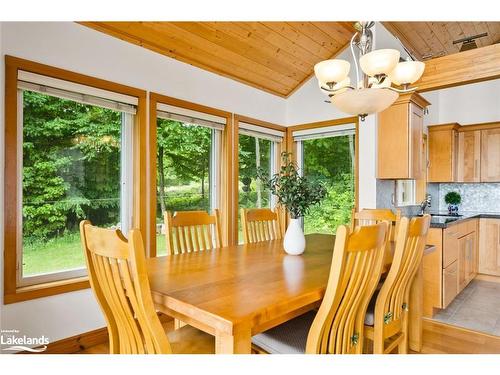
383,22,500,60
80,22,356,97
81,21,500,98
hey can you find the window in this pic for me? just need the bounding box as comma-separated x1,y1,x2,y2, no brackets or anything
16,73,136,286
155,103,224,255
3,56,146,303
237,121,284,243
293,122,357,235
396,180,416,206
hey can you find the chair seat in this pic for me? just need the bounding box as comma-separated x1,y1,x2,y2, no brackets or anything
167,324,215,354
251,311,316,354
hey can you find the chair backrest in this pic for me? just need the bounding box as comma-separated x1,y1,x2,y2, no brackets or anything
306,222,389,354
164,209,222,255
373,214,431,328
240,207,283,244
80,220,171,354
351,208,401,243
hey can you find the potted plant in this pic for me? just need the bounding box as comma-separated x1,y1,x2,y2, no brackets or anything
258,152,327,255
444,191,461,215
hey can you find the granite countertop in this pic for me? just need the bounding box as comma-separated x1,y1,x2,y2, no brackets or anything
417,211,500,229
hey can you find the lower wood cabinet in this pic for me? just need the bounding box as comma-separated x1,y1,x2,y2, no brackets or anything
458,232,477,291
479,218,500,276
442,260,458,308
424,219,479,315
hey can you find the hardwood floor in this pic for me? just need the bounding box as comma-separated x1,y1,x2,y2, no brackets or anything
75,319,500,354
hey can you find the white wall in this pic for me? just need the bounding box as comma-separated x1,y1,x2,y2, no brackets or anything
0,21,288,344
421,79,500,126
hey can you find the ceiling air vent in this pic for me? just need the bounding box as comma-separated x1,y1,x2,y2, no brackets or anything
453,33,488,52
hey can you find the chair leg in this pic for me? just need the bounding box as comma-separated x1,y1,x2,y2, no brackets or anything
398,313,409,354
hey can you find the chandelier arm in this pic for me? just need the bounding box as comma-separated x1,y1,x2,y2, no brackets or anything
350,32,360,87
383,86,417,94
321,85,355,93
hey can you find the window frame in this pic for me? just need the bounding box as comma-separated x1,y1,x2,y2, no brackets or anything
149,93,233,256
3,55,148,304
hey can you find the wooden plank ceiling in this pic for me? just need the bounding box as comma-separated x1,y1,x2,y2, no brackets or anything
383,22,500,61
80,22,356,97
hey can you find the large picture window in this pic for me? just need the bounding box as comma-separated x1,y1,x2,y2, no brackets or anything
294,122,357,235
17,73,136,286
155,104,224,255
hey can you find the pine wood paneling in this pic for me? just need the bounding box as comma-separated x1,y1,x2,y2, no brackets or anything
79,22,355,97
384,22,500,60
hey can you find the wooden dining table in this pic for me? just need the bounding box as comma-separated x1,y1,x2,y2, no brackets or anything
147,233,435,354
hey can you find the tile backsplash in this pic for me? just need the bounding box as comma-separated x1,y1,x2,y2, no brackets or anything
437,183,500,213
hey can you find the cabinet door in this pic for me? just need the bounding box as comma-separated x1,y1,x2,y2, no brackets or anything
442,260,458,308
458,236,467,291
428,128,458,182
481,129,500,182
457,131,481,182
410,103,423,179
479,219,500,276
443,227,459,268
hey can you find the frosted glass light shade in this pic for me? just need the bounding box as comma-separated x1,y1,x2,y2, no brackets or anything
314,59,350,84
359,49,400,77
331,88,398,116
318,77,351,95
389,61,425,85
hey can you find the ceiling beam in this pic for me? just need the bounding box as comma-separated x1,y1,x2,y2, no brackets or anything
418,43,500,92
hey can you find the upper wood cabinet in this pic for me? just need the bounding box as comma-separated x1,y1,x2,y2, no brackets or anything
429,122,500,183
457,130,481,182
481,128,500,182
428,123,459,182
377,93,430,179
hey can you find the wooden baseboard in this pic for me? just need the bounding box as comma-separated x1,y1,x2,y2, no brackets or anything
475,274,500,284
21,313,173,354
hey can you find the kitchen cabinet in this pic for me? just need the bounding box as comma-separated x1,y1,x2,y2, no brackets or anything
479,218,500,276
377,93,430,179
481,128,500,182
458,232,477,291
423,219,479,316
457,130,481,182
428,123,459,182
442,260,458,308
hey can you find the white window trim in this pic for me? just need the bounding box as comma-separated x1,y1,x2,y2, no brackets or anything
293,123,356,141
17,88,135,287
238,122,284,142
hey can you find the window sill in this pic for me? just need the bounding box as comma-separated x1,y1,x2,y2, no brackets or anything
4,277,90,304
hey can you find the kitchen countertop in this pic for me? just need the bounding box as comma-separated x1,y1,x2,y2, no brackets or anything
417,211,500,229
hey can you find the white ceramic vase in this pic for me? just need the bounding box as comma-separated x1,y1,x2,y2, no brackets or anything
283,218,306,255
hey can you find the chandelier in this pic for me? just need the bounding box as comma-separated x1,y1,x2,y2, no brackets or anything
314,21,425,120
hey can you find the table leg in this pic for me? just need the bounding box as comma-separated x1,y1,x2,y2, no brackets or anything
409,262,423,352
215,328,251,354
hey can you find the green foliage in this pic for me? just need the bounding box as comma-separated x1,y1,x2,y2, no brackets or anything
22,91,121,241
259,152,327,219
444,191,462,205
304,173,355,234
156,119,211,217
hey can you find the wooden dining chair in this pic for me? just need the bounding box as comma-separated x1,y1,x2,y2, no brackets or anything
164,209,222,255
351,208,401,244
364,214,431,354
241,207,284,244
80,220,214,354
251,222,389,354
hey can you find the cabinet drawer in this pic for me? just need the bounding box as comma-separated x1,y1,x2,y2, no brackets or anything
443,228,459,268
442,260,458,308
